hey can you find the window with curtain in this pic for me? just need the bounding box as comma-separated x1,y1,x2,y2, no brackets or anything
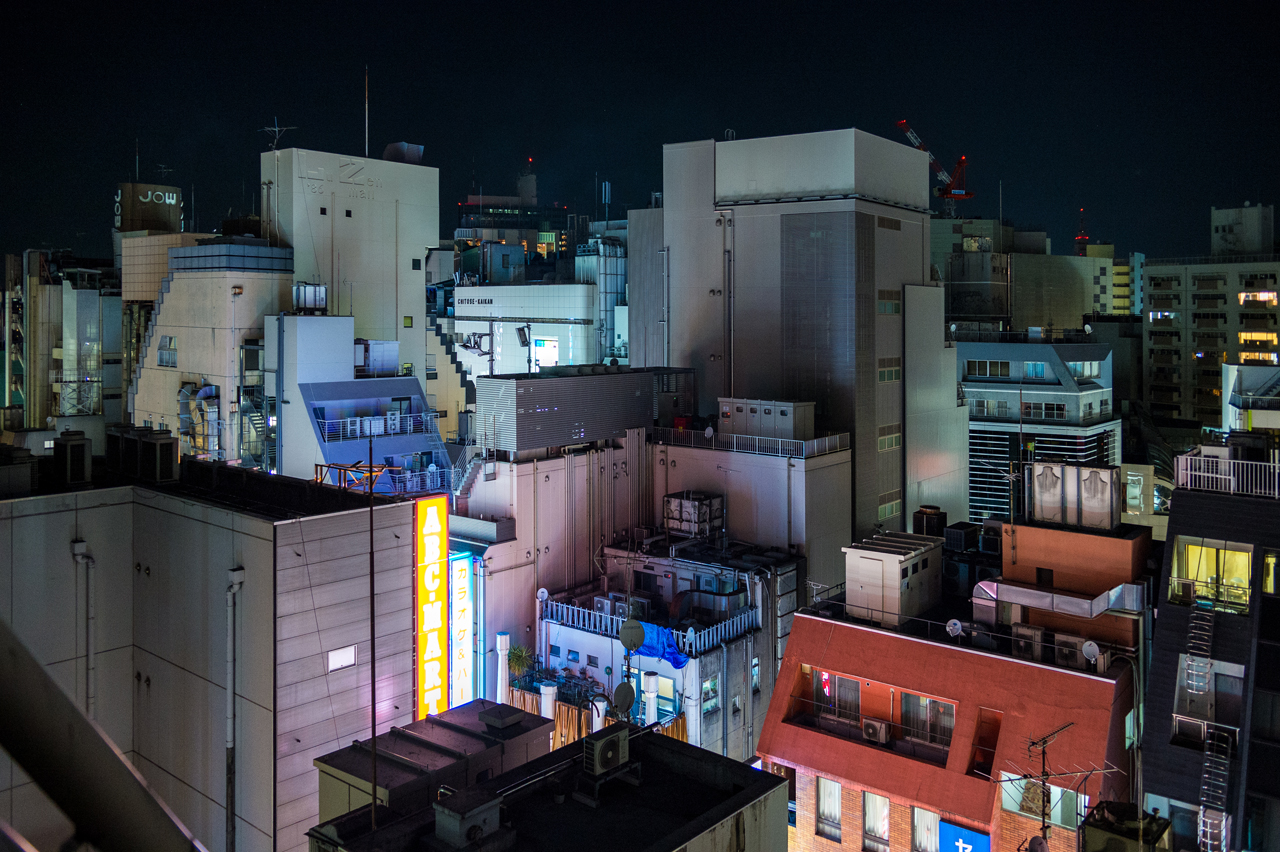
812,671,861,720
912,807,939,852
816,777,841,841
863,792,890,852
901,693,955,746
1174,536,1252,607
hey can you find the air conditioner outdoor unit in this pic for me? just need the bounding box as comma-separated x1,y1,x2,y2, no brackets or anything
582,723,629,776
1088,649,1112,675
862,718,891,745
593,596,612,615
1012,624,1044,662
629,597,651,622
613,600,630,619
1056,634,1088,671
1169,577,1195,604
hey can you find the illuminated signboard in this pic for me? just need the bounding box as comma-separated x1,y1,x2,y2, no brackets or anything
448,554,474,706
938,821,990,852
415,495,450,719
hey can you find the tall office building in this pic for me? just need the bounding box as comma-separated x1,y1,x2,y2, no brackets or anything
631,128,969,536
1143,209,1279,428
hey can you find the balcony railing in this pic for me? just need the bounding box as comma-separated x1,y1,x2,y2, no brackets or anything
1167,576,1250,613
650,427,850,459
785,697,951,768
316,411,433,443
1147,252,1280,266
540,599,759,658
1175,449,1280,499
387,467,453,494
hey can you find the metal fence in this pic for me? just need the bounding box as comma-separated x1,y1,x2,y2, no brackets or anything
316,412,432,443
541,599,758,658
387,467,452,494
650,427,849,459
1175,450,1280,499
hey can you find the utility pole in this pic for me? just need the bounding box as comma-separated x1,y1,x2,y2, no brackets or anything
367,431,378,832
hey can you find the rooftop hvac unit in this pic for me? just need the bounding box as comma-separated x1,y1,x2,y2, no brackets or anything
912,505,947,537
941,559,970,598
1012,624,1044,662
582,724,629,776
53,430,92,486
139,430,179,483
862,718,890,745
978,533,1002,555
1056,634,1088,671
612,600,630,620
292,282,328,313
593,596,612,616
944,522,981,553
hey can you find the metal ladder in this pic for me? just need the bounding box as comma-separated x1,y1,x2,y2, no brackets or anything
1198,725,1232,851
1185,604,1215,695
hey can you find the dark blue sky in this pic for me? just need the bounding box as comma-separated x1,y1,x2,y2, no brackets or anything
4,2,1276,260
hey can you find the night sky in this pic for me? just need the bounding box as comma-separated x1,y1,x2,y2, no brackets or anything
4,3,1277,261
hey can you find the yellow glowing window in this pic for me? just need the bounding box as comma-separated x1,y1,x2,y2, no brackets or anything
1238,332,1278,344
1240,352,1279,364
1238,291,1278,306
1177,537,1251,589
1264,551,1276,595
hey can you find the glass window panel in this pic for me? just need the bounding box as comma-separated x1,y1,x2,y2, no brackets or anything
864,791,890,847
817,777,841,841
912,807,940,852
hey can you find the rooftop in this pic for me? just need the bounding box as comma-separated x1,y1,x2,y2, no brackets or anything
650,426,849,459
1175,447,1280,500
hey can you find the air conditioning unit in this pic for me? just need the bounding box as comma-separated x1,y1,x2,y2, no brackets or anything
1169,577,1195,604
629,597,651,622
593,596,612,615
862,718,890,745
583,723,629,776
613,600,630,619
1056,634,1087,671
1012,624,1044,662
1088,649,1112,675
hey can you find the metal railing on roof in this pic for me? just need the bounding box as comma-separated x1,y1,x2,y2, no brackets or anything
1146,252,1280,267
315,412,432,443
540,599,759,658
1175,449,1280,499
650,427,849,459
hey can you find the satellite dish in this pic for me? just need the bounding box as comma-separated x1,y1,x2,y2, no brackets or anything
949,323,957,333
946,619,963,638
1084,323,1093,334
613,682,635,715
1082,640,1101,663
1029,837,1049,852
704,425,714,439
536,588,549,603
686,627,696,647
619,618,646,652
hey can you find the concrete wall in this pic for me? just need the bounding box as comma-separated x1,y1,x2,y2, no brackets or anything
1011,253,1114,329
262,149,439,387
272,503,416,852
651,443,852,589
625,208,665,368
0,487,276,852
453,284,598,378
120,234,209,303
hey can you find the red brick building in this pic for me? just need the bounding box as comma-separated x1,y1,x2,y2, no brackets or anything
757,612,1132,852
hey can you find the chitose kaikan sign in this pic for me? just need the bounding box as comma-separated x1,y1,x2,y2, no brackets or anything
415,495,450,718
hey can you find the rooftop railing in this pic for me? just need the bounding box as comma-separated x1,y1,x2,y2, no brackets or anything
316,411,433,443
540,598,759,658
1175,448,1280,499
650,427,849,459
1146,252,1280,267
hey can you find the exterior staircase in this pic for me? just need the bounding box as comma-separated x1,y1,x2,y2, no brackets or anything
1185,605,1214,695
425,314,476,406
1198,726,1232,851
127,276,171,418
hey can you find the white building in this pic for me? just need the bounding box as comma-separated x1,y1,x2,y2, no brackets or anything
842,532,943,627
260,148,440,385
452,283,598,377
1211,202,1274,256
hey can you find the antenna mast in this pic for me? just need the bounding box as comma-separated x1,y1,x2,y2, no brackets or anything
365,66,369,158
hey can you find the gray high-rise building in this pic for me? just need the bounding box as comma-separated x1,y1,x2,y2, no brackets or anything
629,128,968,537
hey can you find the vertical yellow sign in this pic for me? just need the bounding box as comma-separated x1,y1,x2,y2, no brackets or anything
415,495,450,719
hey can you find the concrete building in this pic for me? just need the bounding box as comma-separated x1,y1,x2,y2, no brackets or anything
260,147,440,384
1222,362,1280,435
1142,253,1280,428
452,282,599,377
0,460,433,852
1011,251,1117,329
629,127,968,537
3,250,123,441
308,722,788,852
958,342,1122,521
1143,441,1280,851
1211,203,1274,257
757,609,1131,852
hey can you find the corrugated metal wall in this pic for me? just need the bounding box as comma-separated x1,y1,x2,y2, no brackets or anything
476,372,653,451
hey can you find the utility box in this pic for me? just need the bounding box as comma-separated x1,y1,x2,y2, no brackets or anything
718,397,814,440
663,490,725,538
53,430,93,486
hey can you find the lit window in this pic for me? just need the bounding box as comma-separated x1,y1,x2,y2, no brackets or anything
864,792,890,852
877,423,902,452
403,316,413,328
1238,291,1278,306
1239,331,1278,345
1240,352,1279,364
1265,551,1277,596
877,357,901,383
878,490,902,520
751,657,760,693
901,692,955,746
327,645,356,672
1000,772,1089,829
811,670,860,720
816,777,842,841
701,676,720,714
1023,361,1046,379
877,289,902,315
966,360,1010,378
1170,535,1252,610
912,807,940,852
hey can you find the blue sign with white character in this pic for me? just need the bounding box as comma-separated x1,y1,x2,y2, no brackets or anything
939,821,991,852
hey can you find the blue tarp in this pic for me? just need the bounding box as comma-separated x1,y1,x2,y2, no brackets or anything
636,622,689,669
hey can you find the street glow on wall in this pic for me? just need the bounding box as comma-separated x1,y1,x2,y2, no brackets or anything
415,495,449,718
449,554,474,707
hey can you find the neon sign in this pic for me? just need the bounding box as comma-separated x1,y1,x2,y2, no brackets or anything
415,495,449,718
449,554,473,707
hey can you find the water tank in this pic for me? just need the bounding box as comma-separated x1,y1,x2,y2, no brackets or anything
912,505,947,536
292,283,328,312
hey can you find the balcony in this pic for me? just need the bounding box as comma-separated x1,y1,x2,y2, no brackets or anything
540,598,760,658
784,697,950,768
1167,576,1250,614
316,411,434,443
650,427,849,459
1175,448,1280,499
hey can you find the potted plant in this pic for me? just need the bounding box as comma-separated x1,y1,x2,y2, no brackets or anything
507,643,534,680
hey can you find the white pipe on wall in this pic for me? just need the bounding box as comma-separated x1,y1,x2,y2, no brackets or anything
225,566,244,852
495,631,510,705
72,545,96,720
643,672,659,727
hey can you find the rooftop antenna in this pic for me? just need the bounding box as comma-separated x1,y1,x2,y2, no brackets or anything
135,138,140,182
157,164,174,180
260,117,296,151
364,65,369,158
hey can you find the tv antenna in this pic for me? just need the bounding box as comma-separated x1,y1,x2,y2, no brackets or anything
260,117,297,151
157,164,174,180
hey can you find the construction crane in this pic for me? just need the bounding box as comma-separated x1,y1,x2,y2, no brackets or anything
896,120,973,218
